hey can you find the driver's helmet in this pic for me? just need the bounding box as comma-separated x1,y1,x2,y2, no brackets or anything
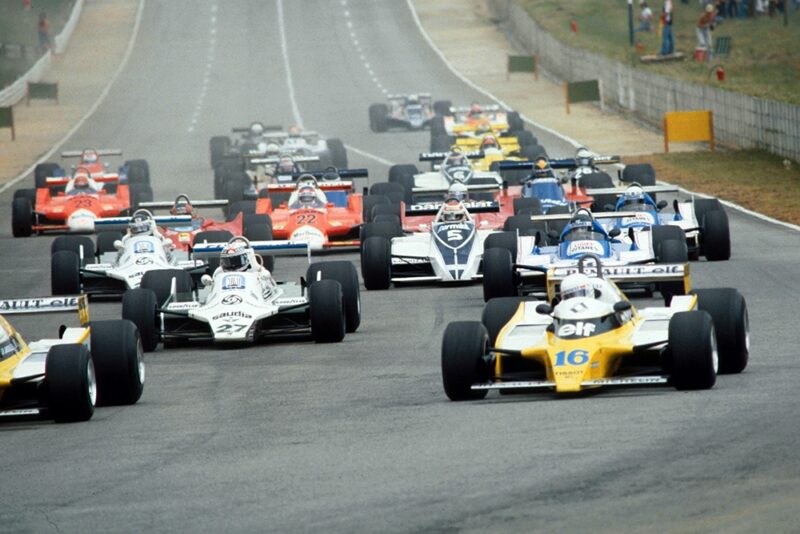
297,184,317,206
170,195,193,216
575,147,594,168
563,211,596,239
407,94,419,105
468,102,483,118
440,198,467,223
443,152,467,168
129,210,154,236
249,122,265,137
287,125,302,137
72,169,93,191
446,183,469,203
321,167,339,181
265,143,280,156
276,155,295,174
481,135,500,151
81,150,98,164
532,156,554,179
220,241,251,272
560,273,595,301
620,185,648,210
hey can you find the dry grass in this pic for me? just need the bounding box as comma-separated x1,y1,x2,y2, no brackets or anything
515,0,800,105
624,149,800,224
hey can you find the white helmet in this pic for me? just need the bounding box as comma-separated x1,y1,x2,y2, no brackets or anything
249,122,265,137
220,240,252,272
560,273,595,301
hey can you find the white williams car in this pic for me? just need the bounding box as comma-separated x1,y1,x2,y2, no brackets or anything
50,210,206,297
121,237,361,351
360,198,497,289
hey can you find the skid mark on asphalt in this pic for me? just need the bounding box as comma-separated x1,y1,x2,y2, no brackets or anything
187,3,218,134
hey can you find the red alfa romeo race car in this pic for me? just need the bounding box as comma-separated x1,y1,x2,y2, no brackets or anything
11,149,152,237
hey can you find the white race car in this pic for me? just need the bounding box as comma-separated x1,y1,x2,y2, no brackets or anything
360,198,498,289
121,237,361,351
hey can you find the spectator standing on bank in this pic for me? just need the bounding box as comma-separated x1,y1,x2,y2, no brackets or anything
636,1,654,32
725,0,739,16
37,12,51,53
660,0,675,55
696,4,716,57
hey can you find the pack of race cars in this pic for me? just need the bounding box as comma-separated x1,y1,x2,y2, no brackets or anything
2,108,747,423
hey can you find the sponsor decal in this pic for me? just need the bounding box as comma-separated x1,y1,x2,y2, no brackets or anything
167,302,197,310
275,297,307,306
621,212,655,226
212,311,253,321
566,240,605,256
222,275,246,290
221,295,243,305
179,232,192,243
555,264,684,277
0,297,79,311
127,271,145,280
135,257,153,265
556,322,596,337
133,240,155,254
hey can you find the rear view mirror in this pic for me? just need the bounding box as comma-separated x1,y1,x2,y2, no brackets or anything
535,303,553,315
613,300,632,313
608,227,621,238
547,230,559,241
657,200,668,210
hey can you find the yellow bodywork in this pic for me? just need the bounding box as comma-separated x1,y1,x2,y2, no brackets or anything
0,315,32,391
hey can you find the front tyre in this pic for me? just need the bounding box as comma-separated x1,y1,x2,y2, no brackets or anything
90,320,145,406
46,344,96,423
482,248,517,302
441,322,490,401
309,279,345,343
668,311,717,390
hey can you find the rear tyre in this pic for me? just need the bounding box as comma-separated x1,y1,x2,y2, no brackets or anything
515,129,535,148
51,250,81,295
122,288,159,352
52,235,96,259
694,288,748,374
90,320,145,406
11,197,33,237
361,236,392,290
309,279,345,343
433,100,452,117
482,248,517,302
140,269,192,306
369,183,405,205
306,261,361,332
441,322,490,401
46,344,96,423
229,200,257,218
388,164,418,184
622,163,656,185
362,194,390,222
326,138,348,168
668,311,717,390
701,209,731,261
507,111,524,132
129,183,153,210
368,103,389,132
482,297,529,345
35,162,61,189
360,221,402,243
483,231,517,258
513,197,543,216
209,135,231,168
13,188,36,208
580,172,616,212
125,159,150,185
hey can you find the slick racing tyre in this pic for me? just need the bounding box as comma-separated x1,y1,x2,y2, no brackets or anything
96,231,123,256
369,103,388,132
140,269,192,307
482,248,518,302
51,250,81,295
45,343,96,423
361,236,392,290
441,322,490,401
11,197,33,238
694,288,748,374
122,288,159,352
90,320,145,406
668,311,717,390
34,162,61,189
309,279,345,343
621,163,656,186
307,261,361,332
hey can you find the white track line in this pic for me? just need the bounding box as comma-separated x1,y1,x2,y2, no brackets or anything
405,0,800,232
276,0,393,168
1,0,148,194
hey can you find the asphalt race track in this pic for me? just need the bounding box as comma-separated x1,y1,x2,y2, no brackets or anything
2,1,799,531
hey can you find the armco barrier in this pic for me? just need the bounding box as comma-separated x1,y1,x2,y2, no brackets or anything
488,0,800,161
0,0,84,108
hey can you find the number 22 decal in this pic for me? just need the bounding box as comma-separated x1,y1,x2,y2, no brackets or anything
296,214,317,224
554,349,589,366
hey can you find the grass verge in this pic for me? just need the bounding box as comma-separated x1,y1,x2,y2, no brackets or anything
515,0,800,105
624,149,800,225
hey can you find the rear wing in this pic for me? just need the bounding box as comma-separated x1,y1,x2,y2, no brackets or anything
95,214,194,232
45,175,119,186
248,155,320,165
265,181,354,194
0,295,89,326
545,263,690,301
419,151,483,162
583,186,679,196
411,183,500,195
61,149,122,158
450,104,502,113
529,211,646,222
191,240,310,260
499,156,620,171
289,168,368,181
232,125,282,133
405,199,500,217
138,200,229,211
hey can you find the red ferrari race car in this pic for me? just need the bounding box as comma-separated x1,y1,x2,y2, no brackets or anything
254,170,369,251
11,149,152,237
136,194,273,251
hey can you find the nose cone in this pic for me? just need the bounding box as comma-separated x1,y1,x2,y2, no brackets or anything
67,209,97,232
290,225,325,250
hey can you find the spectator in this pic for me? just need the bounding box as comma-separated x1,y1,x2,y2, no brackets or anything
660,0,675,55
37,12,51,53
635,1,654,32
23,0,31,11
725,0,739,17
696,4,716,57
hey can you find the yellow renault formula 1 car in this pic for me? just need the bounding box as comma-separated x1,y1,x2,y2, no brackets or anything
441,256,749,400
0,295,144,422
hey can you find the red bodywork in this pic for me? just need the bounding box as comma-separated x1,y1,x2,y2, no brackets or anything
255,182,363,248
33,177,131,232
402,185,520,232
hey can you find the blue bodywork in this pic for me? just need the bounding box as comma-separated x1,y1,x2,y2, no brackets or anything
521,177,569,212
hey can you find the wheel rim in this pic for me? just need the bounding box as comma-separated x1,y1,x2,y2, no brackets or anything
710,327,719,374
136,337,146,384
87,359,98,406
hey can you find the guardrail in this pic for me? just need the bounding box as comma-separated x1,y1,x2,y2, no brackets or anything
0,0,84,108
